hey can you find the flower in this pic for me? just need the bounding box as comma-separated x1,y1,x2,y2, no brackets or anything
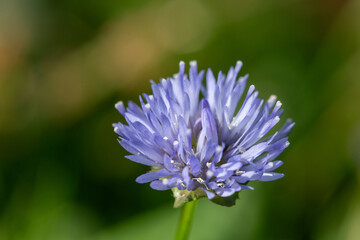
113,61,294,206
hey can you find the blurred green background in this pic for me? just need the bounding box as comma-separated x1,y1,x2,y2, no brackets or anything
1,0,360,239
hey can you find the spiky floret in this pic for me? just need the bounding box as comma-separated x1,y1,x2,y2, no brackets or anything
113,61,294,206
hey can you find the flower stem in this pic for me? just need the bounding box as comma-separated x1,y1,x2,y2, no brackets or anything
174,200,198,240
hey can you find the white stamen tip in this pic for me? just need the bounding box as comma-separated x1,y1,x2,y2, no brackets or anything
206,170,214,178
145,103,151,109
162,179,169,185
163,136,168,140
115,101,123,107
206,162,212,168
114,127,119,133
115,101,125,113
178,180,186,188
216,146,223,152
276,101,282,107
238,146,246,154
190,60,197,66
239,74,249,83
173,140,179,146
268,95,277,103
194,178,205,184
235,170,245,175
285,141,290,147
149,95,154,100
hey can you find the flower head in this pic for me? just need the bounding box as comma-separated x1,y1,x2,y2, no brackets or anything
113,61,294,206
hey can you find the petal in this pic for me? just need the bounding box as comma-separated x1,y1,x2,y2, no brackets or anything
150,180,172,190
202,106,218,141
125,155,162,167
225,74,248,120
136,169,171,183
206,68,216,107
220,161,242,171
259,172,284,182
182,166,191,186
190,155,202,176
265,160,283,172
126,139,164,161
163,155,180,172
203,189,216,199
115,101,125,115
215,187,235,197
177,115,191,149
241,142,268,161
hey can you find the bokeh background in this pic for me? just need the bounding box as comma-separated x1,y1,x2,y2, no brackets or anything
1,0,360,239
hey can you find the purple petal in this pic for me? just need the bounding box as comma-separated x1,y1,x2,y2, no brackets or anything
215,187,235,197
163,155,180,172
190,155,202,176
136,169,171,183
203,189,216,199
150,180,172,190
241,142,268,161
259,172,284,181
265,160,283,172
125,155,162,167
201,107,218,142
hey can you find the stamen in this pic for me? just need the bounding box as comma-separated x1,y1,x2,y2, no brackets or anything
268,95,277,104
238,146,246,154
193,178,205,184
170,159,182,168
178,180,186,188
235,170,245,176
193,178,210,190
162,178,169,185
190,60,197,66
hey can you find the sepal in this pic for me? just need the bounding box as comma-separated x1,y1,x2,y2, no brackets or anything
172,187,207,208
210,192,239,207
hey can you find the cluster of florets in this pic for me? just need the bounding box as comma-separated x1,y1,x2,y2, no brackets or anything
113,61,294,202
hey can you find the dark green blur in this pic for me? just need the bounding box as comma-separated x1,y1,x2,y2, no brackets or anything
1,0,360,239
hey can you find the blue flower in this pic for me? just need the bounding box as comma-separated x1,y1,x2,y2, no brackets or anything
113,61,294,205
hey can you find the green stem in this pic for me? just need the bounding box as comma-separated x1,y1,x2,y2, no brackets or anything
174,200,198,240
